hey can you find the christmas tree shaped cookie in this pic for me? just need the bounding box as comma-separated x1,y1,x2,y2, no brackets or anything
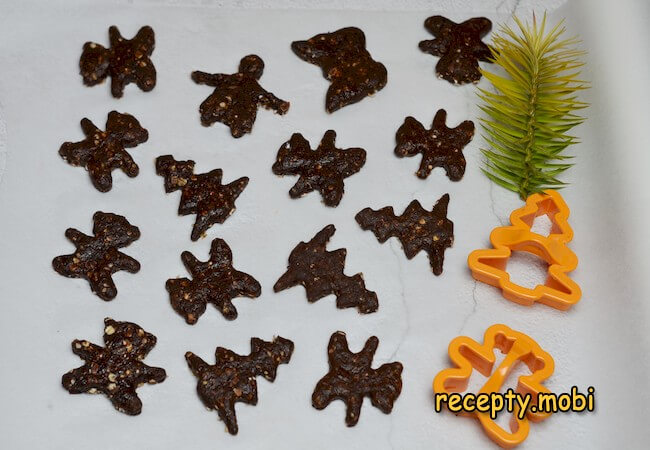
155,155,249,241
185,336,294,434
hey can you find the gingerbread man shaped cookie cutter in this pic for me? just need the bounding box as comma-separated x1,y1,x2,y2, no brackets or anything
433,324,554,448
468,189,581,310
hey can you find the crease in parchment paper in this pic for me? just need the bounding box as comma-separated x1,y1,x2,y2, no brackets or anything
0,104,6,188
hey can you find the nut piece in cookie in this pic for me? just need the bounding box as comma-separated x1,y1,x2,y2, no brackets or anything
395,109,474,181
52,212,141,300
80,26,156,98
272,130,366,207
155,155,249,241
185,336,294,435
191,55,290,138
274,224,378,314
356,194,454,275
59,111,148,192
419,16,492,85
166,238,261,324
292,27,387,112
61,318,166,415
312,331,403,426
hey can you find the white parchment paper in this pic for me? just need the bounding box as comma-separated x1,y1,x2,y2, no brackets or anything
0,1,648,449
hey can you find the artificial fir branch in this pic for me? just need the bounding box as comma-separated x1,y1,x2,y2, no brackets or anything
478,13,589,199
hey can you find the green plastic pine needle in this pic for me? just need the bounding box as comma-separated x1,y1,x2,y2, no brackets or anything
478,13,589,199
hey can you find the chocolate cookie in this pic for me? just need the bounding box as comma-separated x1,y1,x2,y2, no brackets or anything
80,26,156,98
355,194,453,275
419,16,492,85
274,224,378,314
166,238,261,324
292,27,387,112
155,155,249,241
191,55,290,138
185,336,294,435
272,130,366,207
312,331,403,426
62,318,166,415
59,111,148,192
395,109,474,180
52,212,141,300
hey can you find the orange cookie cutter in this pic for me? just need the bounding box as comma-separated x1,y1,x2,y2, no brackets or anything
433,324,554,448
467,189,581,310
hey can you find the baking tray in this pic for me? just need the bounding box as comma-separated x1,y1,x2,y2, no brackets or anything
0,0,648,448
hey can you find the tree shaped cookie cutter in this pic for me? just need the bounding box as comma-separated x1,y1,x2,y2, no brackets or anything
467,189,581,310
433,324,554,448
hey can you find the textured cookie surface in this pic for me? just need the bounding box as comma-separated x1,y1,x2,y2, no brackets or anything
166,238,261,324
312,331,403,426
80,26,156,97
395,109,474,180
59,111,148,192
61,318,166,415
272,130,366,207
185,337,294,434
419,16,492,85
356,194,454,275
156,155,249,241
292,27,387,112
192,55,289,138
274,224,378,313
52,212,141,300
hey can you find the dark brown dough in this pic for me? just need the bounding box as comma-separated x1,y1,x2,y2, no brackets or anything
312,331,403,426
166,238,261,324
185,336,294,435
419,16,492,85
272,130,366,207
155,155,249,241
191,55,290,138
395,109,474,180
292,27,387,112
355,194,453,275
80,26,156,98
274,224,378,314
61,318,166,415
59,111,148,192
52,212,141,300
